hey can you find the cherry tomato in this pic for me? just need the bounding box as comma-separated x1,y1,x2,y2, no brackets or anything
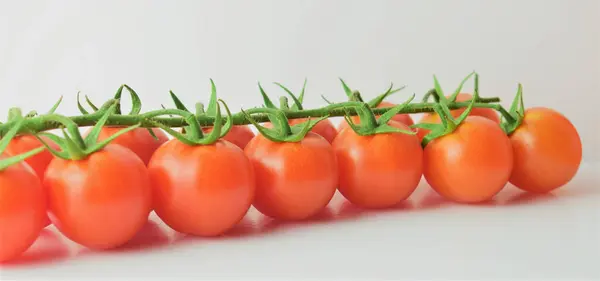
86,127,169,165
508,107,582,193
423,116,513,203
244,132,338,220
148,139,255,236
0,156,46,262
5,134,59,179
43,144,152,249
333,120,423,208
337,101,414,132
265,118,338,144
416,93,500,140
203,125,255,149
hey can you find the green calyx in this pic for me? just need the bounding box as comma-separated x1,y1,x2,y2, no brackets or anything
162,79,233,145
36,100,141,161
343,95,416,136
500,83,525,135
411,72,479,147
328,78,407,108
242,107,329,143
0,117,46,171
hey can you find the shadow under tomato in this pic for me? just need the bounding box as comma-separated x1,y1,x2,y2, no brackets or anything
0,229,71,267
502,191,558,206
257,207,336,235
109,220,172,253
174,217,260,245
335,200,415,221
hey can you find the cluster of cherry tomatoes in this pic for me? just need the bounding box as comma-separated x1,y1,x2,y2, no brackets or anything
0,92,582,263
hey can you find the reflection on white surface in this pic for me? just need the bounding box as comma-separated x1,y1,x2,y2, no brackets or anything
1,163,598,279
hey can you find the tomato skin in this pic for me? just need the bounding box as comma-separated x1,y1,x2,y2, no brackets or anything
333,121,423,208
5,135,59,179
416,93,500,141
337,101,414,133
203,125,255,149
148,139,255,236
88,127,169,165
0,158,46,262
244,132,338,220
423,116,513,203
265,118,338,144
508,107,582,193
43,144,152,250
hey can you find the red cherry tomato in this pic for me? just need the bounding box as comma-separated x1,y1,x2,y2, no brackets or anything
337,101,414,133
423,116,513,203
0,157,46,262
5,135,59,179
265,118,338,144
416,93,500,140
43,144,152,249
148,139,255,236
87,127,169,165
203,125,255,149
244,132,338,220
333,121,423,208
509,107,582,193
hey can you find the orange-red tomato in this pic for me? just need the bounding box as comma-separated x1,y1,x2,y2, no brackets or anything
0,157,46,262
416,93,500,141
423,116,513,203
5,135,59,179
43,144,152,249
265,118,338,144
203,125,255,149
148,139,255,236
87,127,169,165
337,101,414,132
508,107,582,193
333,121,423,208
244,132,338,220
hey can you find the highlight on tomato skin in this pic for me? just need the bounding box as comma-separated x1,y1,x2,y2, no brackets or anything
0,157,47,263
423,116,514,204
508,107,582,193
148,138,255,237
5,134,59,179
43,144,152,250
333,120,423,209
244,132,338,221
85,127,169,166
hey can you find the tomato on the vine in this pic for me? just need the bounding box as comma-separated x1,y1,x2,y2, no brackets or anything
416,93,500,140
87,127,169,165
203,125,255,149
5,134,59,179
148,139,255,236
265,118,338,144
44,144,152,249
423,116,513,203
508,107,582,193
244,132,338,220
0,157,46,262
333,120,423,208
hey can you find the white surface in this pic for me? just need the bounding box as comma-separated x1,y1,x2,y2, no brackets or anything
0,163,598,280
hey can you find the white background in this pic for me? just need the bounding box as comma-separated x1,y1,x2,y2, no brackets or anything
0,0,599,280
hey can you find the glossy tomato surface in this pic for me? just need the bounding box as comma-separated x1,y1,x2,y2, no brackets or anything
0,158,46,262
43,144,152,249
87,127,169,165
337,101,414,133
333,121,423,208
5,134,59,179
423,116,513,203
416,93,500,141
244,132,338,220
509,107,582,193
148,139,255,236
203,125,255,149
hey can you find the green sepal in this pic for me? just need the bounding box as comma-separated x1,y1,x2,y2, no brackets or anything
367,83,407,108
321,94,334,105
500,83,525,135
85,123,141,154
169,90,191,112
258,83,277,109
0,117,47,171
25,110,38,118
274,81,304,110
205,79,218,117
376,94,415,125
84,101,118,147
242,107,325,143
339,78,354,98
121,85,143,115
85,95,99,112
343,99,416,137
47,96,63,114
7,108,23,122
447,71,476,102
76,92,89,115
